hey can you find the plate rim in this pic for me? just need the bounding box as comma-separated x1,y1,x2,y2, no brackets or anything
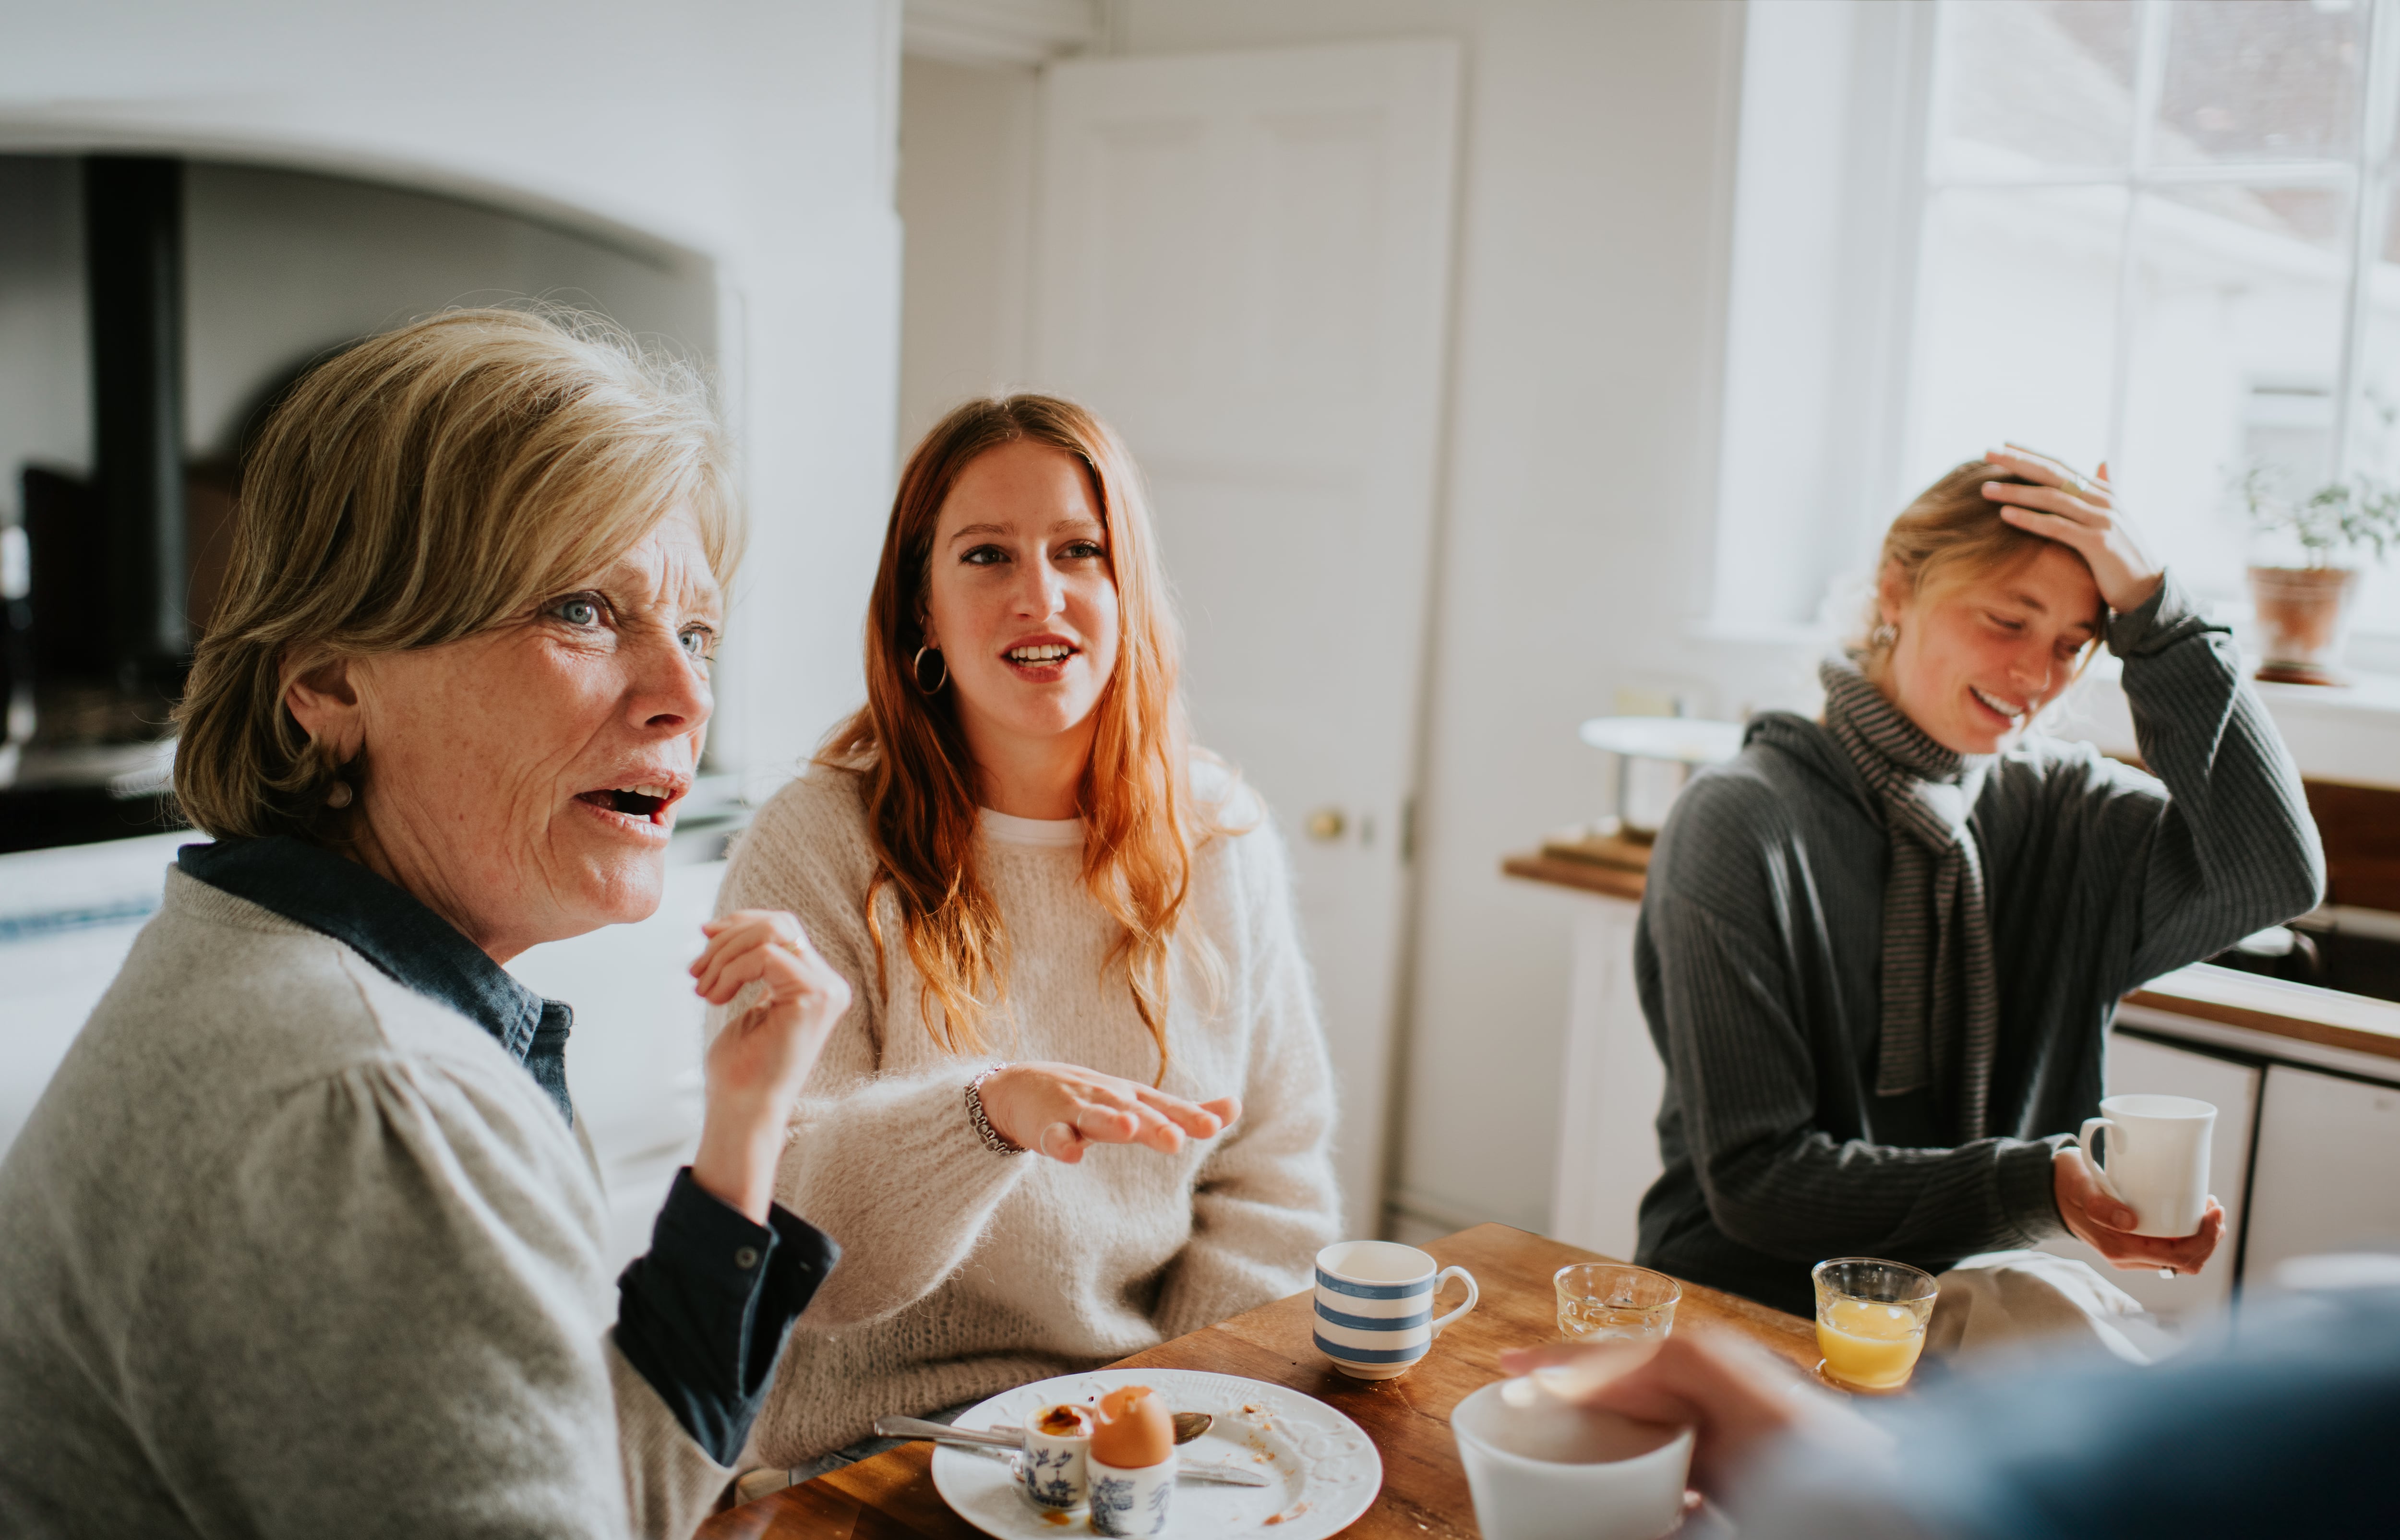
925,1365,1384,1540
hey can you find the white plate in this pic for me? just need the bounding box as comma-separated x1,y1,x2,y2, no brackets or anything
928,1367,1382,1540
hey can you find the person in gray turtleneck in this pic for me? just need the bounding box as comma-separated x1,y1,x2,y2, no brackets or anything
1632,445,2323,1318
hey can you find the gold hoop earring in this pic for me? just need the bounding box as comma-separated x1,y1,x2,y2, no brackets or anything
911,645,948,694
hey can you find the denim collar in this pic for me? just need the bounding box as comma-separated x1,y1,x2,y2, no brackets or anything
177,836,574,1125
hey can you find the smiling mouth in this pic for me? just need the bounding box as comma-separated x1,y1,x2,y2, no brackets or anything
575,783,677,824
1005,643,1078,667
1969,686,2026,724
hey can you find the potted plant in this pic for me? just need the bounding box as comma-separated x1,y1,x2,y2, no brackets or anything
2238,464,2400,684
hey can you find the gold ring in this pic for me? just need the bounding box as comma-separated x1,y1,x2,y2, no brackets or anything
2060,474,2088,498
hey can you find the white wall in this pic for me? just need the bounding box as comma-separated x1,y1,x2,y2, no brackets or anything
0,0,905,800
896,55,1039,452
898,1,1759,1236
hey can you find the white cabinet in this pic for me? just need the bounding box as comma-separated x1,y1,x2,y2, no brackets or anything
1548,891,1662,1261
2243,1065,2400,1280
2038,1032,2260,1321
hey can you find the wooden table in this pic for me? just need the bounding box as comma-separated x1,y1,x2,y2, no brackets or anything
701,1223,1813,1540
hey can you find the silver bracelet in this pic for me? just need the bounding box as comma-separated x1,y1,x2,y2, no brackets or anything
964,1064,1027,1156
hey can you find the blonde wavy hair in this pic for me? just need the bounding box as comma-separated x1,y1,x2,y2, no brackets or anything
1861,458,2104,673
174,307,737,840
820,394,1233,1080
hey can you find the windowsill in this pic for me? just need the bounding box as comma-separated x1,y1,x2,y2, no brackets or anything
2069,654,2400,788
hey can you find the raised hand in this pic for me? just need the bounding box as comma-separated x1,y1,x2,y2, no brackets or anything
686,908,853,1220
2053,1145,2225,1276
977,1060,1240,1164
1980,444,2165,615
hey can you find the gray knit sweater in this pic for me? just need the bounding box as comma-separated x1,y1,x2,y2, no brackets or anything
1632,579,2324,1316
0,872,732,1538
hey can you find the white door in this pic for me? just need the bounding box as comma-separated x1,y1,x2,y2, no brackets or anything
1031,41,1461,1231
2244,1064,2400,1281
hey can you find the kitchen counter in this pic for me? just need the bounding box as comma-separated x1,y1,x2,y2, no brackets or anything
1504,847,2400,1067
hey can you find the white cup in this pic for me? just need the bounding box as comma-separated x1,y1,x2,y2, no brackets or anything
2077,1093,2216,1237
1314,1240,1479,1380
1017,1403,1091,1512
1086,1448,1175,1537
1452,1379,1694,1540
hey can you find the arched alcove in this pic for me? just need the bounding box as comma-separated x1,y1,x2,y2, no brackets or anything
0,152,722,849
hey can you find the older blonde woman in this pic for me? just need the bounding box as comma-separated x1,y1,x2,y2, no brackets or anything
717,395,1340,1478
0,310,849,1538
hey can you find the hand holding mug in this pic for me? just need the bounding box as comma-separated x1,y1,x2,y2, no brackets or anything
979,1061,1240,1163
2054,1145,2225,1275
1498,1335,1858,1500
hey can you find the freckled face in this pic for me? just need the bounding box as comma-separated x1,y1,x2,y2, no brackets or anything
920,440,1121,754
1881,543,2102,754
347,508,721,954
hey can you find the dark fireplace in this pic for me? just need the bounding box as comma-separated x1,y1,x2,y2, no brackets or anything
1,158,195,852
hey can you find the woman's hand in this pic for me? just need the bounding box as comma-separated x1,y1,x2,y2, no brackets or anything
687,909,853,1221
1980,445,2164,615
1499,1335,1859,1498
2054,1146,2226,1275
978,1061,1240,1163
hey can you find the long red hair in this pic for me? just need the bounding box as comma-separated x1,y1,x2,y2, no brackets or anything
819,394,1227,1077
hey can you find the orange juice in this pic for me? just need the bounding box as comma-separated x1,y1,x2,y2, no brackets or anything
1815,1296,1925,1390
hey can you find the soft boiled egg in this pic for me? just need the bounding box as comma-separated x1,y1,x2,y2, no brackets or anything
1090,1385,1174,1469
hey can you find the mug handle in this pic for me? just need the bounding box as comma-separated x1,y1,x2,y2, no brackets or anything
1428,1265,1479,1337
2076,1116,2128,1207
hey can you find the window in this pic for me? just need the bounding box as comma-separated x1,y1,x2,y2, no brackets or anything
1915,0,2398,637
1713,0,2400,658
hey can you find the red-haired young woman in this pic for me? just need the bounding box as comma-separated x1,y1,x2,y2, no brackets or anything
713,395,1339,1477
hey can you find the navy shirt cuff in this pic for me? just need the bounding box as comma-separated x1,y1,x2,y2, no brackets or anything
612,1166,839,1464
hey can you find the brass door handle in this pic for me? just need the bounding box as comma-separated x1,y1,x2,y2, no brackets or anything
1305,807,1347,842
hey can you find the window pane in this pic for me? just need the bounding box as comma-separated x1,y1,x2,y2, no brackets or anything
2116,182,2354,606
2343,177,2400,632
1907,186,2125,498
1932,0,2138,176
2155,0,2363,167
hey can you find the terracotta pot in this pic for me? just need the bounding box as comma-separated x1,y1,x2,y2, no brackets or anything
2247,565,2359,685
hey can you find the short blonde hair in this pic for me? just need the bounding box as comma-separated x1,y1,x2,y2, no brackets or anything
1862,459,2102,658
174,307,738,840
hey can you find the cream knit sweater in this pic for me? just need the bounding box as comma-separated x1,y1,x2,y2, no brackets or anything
712,765,1340,1465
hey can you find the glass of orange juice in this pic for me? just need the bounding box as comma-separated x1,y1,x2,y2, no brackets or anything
1811,1258,1937,1393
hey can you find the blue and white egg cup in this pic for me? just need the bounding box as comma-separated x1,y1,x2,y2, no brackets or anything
1086,1449,1176,1537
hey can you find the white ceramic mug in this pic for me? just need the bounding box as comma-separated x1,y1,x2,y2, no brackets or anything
1452,1379,1694,1540
2077,1093,2216,1237
1314,1240,1479,1380
1016,1403,1091,1512
1086,1448,1175,1537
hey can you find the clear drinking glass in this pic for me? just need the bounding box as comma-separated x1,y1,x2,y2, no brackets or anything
1554,1263,1680,1343
1812,1258,1938,1393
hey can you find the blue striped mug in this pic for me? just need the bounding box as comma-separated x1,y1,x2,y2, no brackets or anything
1313,1240,1480,1380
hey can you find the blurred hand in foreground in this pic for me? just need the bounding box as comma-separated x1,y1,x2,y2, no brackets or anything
1499,1333,1881,1497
